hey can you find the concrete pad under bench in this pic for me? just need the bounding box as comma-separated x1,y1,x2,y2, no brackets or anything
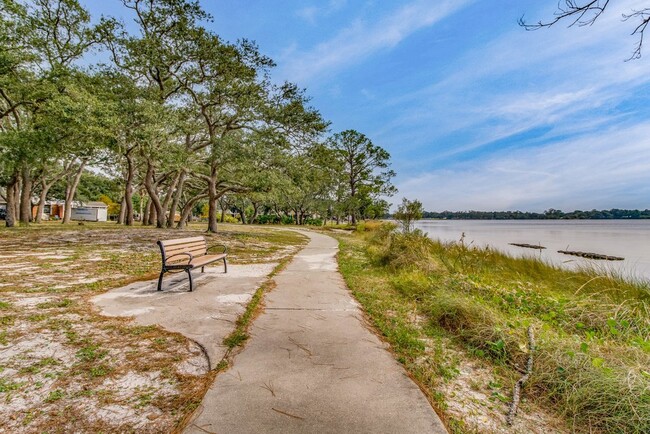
92,263,277,368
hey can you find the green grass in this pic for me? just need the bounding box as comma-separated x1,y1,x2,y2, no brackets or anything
221,254,298,353
336,224,650,433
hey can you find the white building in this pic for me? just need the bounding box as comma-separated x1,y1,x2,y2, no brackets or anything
70,201,109,222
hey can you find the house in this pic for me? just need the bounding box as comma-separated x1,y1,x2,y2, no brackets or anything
31,200,109,222
31,200,65,220
70,201,109,222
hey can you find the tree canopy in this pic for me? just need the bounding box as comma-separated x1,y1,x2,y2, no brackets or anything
0,0,397,229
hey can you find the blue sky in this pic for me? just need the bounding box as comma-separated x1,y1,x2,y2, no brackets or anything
88,0,650,212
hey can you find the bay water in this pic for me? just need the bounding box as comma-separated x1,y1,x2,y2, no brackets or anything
413,220,650,283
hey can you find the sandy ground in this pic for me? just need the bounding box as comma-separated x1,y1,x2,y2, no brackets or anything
0,224,305,433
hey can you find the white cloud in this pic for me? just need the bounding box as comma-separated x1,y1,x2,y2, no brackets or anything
296,6,319,25
397,123,650,211
283,0,474,83
370,0,650,168
295,0,348,25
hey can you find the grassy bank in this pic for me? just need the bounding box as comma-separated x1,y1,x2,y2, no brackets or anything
0,222,306,433
337,222,650,433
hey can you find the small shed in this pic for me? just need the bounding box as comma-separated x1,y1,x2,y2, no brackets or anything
71,201,109,222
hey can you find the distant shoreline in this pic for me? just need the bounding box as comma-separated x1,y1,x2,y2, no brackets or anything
414,209,650,220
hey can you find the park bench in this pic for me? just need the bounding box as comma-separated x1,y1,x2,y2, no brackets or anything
156,236,227,292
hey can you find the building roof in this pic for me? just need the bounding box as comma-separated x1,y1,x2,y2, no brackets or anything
74,201,109,208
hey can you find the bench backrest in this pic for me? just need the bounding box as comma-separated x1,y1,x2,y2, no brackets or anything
158,236,207,264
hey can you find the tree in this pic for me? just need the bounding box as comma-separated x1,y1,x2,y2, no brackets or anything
0,0,105,226
520,1,650,59
327,130,396,224
393,198,423,233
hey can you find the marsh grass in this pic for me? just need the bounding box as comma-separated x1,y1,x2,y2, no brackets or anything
337,223,650,433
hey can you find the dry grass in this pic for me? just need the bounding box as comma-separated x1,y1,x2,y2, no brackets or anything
0,222,306,433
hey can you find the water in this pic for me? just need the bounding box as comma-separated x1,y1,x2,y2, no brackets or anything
412,220,650,283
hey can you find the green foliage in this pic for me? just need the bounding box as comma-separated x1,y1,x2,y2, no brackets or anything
257,214,281,224
393,197,424,233
327,130,396,224
76,344,108,363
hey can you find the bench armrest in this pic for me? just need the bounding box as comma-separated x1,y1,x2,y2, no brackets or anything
165,252,193,265
207,244,227,254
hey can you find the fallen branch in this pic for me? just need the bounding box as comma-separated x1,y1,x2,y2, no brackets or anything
507,325,535,426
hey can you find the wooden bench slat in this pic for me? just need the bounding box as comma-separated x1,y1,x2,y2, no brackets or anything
164,244,207,256
160,236,206,247
163,240,207,251
190,254,227,268
166,249,205,262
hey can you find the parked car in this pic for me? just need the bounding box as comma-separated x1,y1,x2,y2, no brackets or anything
0,208,6,220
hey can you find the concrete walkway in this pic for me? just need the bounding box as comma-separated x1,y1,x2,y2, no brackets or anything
186,231,447,434
93,263,276,368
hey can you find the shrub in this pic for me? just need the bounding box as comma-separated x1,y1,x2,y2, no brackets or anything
356,220,392,233
220,214,239,224
256,214,281,224
280,216,295,225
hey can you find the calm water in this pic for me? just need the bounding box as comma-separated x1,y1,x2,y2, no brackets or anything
413,220,650,283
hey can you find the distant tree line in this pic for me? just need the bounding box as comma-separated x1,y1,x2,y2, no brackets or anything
421,208,650,220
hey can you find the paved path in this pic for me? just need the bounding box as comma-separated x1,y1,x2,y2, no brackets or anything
186,231,447,434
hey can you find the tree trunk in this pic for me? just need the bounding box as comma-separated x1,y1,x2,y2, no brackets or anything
177,193,207,229
239,207,247,225
5,174,18,227
167,171,185,228
35,179,48,224
160,171,180,228
143,162,164,228
142,198,150,226
12,177,20,223
147,201,156,226
206,168,219,233
19,167,32,225
62,160,86,224
117,197,126,224
251,202,260,224
34,166,68,224
124,152,135,226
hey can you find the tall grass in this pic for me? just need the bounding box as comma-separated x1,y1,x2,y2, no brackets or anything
354,224,650,433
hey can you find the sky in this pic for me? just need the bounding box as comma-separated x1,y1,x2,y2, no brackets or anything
86,0,650,212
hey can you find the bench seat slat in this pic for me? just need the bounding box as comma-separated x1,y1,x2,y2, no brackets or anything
190,254,227,268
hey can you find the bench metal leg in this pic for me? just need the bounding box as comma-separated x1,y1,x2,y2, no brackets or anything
157,271,165,291
223,258,228,273
186,268,193,292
